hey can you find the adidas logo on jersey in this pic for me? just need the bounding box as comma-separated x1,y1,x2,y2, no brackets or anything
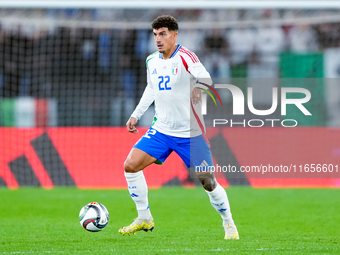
152,69,157,74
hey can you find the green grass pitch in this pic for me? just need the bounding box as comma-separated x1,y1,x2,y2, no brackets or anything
1,187,339,254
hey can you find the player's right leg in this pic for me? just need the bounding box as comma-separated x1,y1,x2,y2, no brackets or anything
119,127,172,236
119,148,156,235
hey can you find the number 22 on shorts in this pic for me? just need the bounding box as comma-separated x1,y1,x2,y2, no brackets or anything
144,129,156,139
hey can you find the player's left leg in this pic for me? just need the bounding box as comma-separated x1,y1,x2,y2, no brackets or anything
174,135,239,239
196,171,239,239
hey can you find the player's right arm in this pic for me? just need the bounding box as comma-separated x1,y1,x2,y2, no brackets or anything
128,69,155,133
126,117,139,133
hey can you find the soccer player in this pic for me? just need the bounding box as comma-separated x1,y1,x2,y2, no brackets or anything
118,15,239,240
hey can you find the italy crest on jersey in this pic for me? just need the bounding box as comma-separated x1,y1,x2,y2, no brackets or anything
172,63,178,75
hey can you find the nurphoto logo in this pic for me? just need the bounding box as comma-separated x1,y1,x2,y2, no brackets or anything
200,84,312,128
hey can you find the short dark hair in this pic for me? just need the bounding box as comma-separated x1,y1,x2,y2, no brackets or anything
151,15,179,31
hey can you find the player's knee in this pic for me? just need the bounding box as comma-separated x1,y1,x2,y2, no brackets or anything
124,159,139,173
198,173,217,191
202,180,216,191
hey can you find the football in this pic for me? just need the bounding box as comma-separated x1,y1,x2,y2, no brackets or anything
79,202,109,232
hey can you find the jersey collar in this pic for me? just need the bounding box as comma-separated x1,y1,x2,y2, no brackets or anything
159,44,182,59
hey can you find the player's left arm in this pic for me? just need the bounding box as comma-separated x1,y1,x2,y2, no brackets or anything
183,52,213,104
188,60,213,87
184,53,217,188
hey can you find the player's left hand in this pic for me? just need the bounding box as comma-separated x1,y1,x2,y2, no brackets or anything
191,87,202,105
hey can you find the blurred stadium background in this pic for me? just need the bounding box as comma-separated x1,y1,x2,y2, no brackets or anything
0,0,340,189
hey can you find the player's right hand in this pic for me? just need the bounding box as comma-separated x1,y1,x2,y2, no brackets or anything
126,117,139,133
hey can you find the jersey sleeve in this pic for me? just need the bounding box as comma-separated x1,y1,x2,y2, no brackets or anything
130,70,155,120
179,48,213,88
